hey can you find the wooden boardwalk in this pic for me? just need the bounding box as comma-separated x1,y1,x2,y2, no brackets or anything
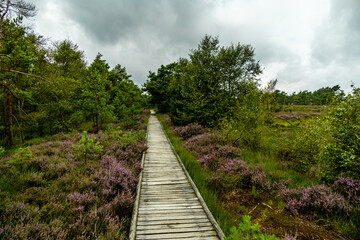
130,112,224,240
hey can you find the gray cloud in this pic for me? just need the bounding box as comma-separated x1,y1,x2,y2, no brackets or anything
29,0,360,92
312,0,360,66
62,0,213,46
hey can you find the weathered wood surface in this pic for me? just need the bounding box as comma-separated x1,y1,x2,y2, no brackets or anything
130,112,223,240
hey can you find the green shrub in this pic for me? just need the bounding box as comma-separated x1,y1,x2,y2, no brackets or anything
72,131,103,162
275,117,330,173
225,215,280,240
6,147,36,172
117,129,146,149
219,84,263,149
321,87,360,181
0,146,5,156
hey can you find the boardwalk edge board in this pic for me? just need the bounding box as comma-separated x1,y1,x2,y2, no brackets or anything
129,115,149,240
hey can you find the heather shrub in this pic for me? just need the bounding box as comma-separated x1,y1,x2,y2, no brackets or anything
0,113,149,239
198,145,240,171
199,152,222,171
280,184,354,219
173,123,205,140
184,133,222,158
331,176,360,207
210,159,271,192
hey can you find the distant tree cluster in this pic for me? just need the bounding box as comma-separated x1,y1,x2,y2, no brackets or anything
275,85,345,105
144,35,263,128
0,1,145,146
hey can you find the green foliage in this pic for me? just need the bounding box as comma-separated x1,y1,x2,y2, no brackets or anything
275,85,344,105
72,131,103,162
0,146,5,156
151,35,263,127
109,64,144,125
6,147,36,172
118,130,146,149
251,186,259,199
219,83,263,149
144,63,177,113
275,117,330,173
278,201,285,211
225,215,280,240
0,12,146,146
321,87,360,181
79,54,115,132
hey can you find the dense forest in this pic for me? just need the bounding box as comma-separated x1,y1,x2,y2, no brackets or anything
0,1,144,148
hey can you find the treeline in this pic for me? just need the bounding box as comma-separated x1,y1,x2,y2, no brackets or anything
0,1,144,146
275,85,345,105
144,35,278,148
144,35,360,181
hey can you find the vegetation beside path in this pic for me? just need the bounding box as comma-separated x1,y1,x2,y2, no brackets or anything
0,111,149,239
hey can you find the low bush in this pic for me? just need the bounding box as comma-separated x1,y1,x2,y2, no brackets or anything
225,215,280,240
173,123,206,140
321,87,360,181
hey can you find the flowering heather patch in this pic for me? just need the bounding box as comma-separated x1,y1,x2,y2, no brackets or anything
331,176,360,206
173,123,206,140
183,133,223,158
210,159,272,191
0,112,149,239
280,183,357,219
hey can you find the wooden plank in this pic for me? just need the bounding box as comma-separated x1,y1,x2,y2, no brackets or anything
140,193,196,198
137,237,219,240
136,218,212,226
136,222,213,230
136,226,215,235
137,214,209,221
138,208,205,215
140,198,199,204
135,230,218,239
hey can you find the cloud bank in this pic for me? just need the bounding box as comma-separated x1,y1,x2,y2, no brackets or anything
29,0,360,93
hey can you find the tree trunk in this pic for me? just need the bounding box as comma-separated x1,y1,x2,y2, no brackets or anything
6,78,14,146
95,112,99,133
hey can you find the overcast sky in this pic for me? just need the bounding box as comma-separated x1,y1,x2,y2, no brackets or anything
27,0,360,93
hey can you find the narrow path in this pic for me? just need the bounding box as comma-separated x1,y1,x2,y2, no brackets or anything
130,112,224,240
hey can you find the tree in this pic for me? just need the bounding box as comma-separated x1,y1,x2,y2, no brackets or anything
51,39,86,79
80,53,114,132
0,0,36,145
262,79,278,112
0,0,36,51
167,35,262,127
109,64,143,123
143,62,176,113
36,39,86,133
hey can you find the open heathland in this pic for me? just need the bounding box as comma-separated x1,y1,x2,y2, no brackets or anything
0,111,149,239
